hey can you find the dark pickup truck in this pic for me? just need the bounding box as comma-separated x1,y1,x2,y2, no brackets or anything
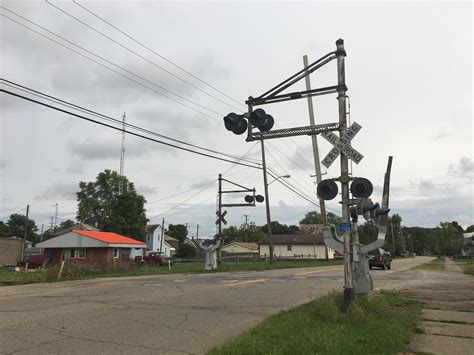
368,248,392,270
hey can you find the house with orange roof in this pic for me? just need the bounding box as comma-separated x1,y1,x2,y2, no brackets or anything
36,230,146,270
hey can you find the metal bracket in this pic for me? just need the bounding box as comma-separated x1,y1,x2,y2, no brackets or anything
323,225,344,254
246,122,340,142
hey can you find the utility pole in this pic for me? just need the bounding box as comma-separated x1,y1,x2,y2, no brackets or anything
218,174,223,239
119,112,126,195
40,224,44,242
21,204,29,261
160,217,165,254
260,139,274,262
303,54,326,222
244,214,249,242
50,217,54,232
54,203,58,234
335,39,354,304
196,224,199,240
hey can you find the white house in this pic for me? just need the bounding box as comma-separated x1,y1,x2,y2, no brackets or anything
144,224,175,257
259,233,334,260
221,242,259,254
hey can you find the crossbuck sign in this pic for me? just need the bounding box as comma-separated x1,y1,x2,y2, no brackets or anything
321,122,364,168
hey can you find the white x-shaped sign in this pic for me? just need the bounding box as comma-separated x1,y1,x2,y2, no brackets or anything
321,122,364,168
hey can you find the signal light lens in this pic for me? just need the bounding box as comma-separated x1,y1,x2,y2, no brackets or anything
350,178,373,198
249,108,274,132
255,195,264,203
224,113,248,135
244,195,254,203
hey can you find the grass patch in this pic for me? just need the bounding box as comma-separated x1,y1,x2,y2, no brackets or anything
0,259,343,286
219,259,343,273
455,260,474,276
209,291,422,355
414,256,446,271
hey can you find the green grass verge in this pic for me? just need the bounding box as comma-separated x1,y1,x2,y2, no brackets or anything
209,291,422,355
414,256,446,271
0,259,343,286
455,260,474,276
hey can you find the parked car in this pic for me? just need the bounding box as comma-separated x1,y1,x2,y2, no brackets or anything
368,248,392,270
142,253,174,266
17,254,47,269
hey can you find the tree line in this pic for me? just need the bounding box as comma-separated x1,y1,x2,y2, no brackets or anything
1,169,471,257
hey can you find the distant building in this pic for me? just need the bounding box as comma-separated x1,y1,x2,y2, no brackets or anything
461,232,474,256
221,242,259,254
0,236,29,266
145,224,175,257
260,232,334,260
36,230,146,270
54,223,99,236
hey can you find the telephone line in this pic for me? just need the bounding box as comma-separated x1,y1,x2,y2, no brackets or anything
73,0,245,108
0,9,222,119
47,0,242,111
1,79,260,165
1,89,262,170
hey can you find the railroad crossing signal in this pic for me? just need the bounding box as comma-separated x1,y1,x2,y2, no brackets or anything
321,122,364,168
216,210,227,225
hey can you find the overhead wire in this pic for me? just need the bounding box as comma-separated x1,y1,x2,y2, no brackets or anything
73,0,244,108
47,0,243,112
0,9,223,120
1,79,261,165
1,89,262,170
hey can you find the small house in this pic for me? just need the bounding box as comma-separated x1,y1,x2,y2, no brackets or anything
144,224,175,257
221,242,259,254
259,233,334,260
36,230,146,270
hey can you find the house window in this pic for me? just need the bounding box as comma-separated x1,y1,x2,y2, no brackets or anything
287,245,292,251
78,248,86,259
68,248,86,259
113,248,119,258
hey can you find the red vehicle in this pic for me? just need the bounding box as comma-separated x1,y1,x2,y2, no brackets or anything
17,254,47,269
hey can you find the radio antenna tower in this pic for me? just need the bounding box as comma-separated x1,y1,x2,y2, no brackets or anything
119,112,126,195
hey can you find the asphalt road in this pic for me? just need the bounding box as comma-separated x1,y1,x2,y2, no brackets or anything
0,256,432,354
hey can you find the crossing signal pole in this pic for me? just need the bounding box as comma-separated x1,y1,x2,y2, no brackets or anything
222,39,392,303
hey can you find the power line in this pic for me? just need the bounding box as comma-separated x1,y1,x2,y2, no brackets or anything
1,89,263,170
0,9,223,120
148,180,217,220
1,79,261,165
47,0,243,112
73,0,245,109
147,180,215,205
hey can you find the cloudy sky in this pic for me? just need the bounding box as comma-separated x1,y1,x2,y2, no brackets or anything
1,0,472,238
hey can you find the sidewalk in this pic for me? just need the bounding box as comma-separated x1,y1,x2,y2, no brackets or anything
402,258,474,354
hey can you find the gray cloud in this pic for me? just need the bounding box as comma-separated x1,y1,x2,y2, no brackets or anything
136,185,158,196
35,182,78,201
67,133,177,161
449,156,474,176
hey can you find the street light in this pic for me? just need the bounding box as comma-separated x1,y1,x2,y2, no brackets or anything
263,174,291,262
268,175,291,185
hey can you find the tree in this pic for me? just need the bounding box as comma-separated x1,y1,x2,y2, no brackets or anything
58,219,76,230
299,211,341,225
176,243,196,258
76,170,148,240
0,221,11,237
166,224,188,245
466,225,474,233
223,222,265,243
5,213,39,242
260,221,299,235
